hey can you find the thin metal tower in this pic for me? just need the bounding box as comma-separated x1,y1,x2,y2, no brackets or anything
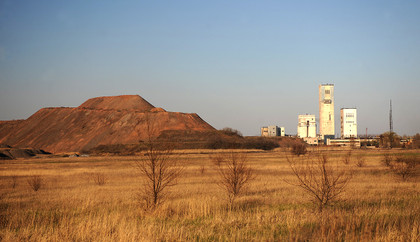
389,99,393,133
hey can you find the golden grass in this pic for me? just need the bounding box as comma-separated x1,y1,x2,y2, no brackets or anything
0,148,419,241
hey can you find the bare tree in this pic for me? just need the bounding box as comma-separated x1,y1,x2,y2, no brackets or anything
379,132,401,148
211,152,255,207
135,113,184,209
286,153,353,212
389,155,418,181
411,133,420,149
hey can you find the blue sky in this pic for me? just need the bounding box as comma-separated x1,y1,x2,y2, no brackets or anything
1,0,419,136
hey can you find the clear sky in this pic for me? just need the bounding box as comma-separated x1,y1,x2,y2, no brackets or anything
1,0,419,136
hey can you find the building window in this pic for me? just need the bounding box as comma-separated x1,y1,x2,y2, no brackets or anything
325,90,330,94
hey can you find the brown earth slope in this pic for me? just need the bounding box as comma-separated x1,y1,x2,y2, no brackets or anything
0,95,215,153
0,146,51,159
79,94,154,111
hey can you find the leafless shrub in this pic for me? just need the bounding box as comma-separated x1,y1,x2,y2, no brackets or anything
136,113,184,210
211,152,255,207
27,175,42,192
389,155,419,181
291,142,307,156
221,127,243,137
91,172,106,185
382,153,393,167
286,153,353,212
355,154,366,167
342,150,352,165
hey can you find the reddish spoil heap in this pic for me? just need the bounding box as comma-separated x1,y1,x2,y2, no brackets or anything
0,95,214,153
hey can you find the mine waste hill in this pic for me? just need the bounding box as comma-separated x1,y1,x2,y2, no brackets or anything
0,95,215,153
0,144,50,160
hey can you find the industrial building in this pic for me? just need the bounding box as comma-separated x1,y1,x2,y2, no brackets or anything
261,126,285,137
297,115,316,138
278,126,286,136
297,115,318,145
259,83,362,147
261,127,268,136
327,138,361,147
341,108,357,138
319,84,335,141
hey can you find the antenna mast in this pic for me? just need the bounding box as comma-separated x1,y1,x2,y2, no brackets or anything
389,100,393,133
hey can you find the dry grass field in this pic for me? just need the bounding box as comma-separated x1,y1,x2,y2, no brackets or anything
1,148,419,241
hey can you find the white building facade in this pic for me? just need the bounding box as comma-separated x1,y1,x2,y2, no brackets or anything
297,115,317,138
341,108,357,138
279,127,285,136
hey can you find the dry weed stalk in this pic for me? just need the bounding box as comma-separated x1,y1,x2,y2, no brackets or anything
342,150,352,165
382,153,393,167
355,154,366,167
91,172,106,185
211,151,255,207
27,175,42,192
136,113,184,210
199,165,206,175
11,176,17,189
286,153,353,211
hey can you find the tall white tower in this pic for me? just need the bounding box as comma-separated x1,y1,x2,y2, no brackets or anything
319,84,335,140
341,108,357,138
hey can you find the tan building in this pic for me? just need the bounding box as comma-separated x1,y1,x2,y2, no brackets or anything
319,84,335,140
260,127,269,137
261,126,285,137
341,108,357,138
